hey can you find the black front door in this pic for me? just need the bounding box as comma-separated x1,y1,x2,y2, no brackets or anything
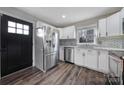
1,15,33,77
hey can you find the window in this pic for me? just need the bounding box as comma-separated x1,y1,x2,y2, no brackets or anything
17,29,23,34
77,27,97,44
24,30,29,35
24,25,29,35
8,27,16,33
8,21,16,33
8,21,30,35
8,21,16,27
17,23,23,29
24,25,29,30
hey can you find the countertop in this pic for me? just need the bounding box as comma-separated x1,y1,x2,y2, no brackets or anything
60,45,124,52
94,47,124,52
60,46,77,48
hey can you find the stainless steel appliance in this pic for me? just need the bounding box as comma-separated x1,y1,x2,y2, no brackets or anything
64,47,74,63
35,26,59,72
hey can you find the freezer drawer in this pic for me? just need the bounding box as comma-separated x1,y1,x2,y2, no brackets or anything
44,52,57,71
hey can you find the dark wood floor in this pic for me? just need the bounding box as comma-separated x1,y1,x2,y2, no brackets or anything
0,62,107,85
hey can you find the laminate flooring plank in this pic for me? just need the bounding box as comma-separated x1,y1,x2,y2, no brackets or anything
0,62,107,85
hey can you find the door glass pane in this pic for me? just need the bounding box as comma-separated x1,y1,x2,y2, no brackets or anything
8,27,16,33
24,25,29,30
17,23,23,29
17,29,23,34
24,30,29,35
8,21,16,27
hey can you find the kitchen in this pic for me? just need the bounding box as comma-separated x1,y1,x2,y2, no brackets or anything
0,7,124,85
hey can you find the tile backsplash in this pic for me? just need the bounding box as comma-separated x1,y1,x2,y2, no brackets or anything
59,35,124,49
60,39,77,46
98,38,124,48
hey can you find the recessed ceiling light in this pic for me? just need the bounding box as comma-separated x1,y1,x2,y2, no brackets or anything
62,15,66,19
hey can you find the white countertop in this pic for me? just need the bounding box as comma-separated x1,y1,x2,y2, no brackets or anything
60,46,77,48
94,47,124,52
60,45,124,52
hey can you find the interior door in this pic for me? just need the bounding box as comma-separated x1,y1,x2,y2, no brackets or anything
1,14,33,77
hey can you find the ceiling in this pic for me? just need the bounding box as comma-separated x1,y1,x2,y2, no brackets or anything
16,7,122,27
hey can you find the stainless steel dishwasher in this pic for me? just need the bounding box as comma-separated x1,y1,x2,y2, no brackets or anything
64,47,74,63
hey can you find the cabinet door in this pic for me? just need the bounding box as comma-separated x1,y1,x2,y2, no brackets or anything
59,47,64,61
68,26,76,39
107,12,120,36
58,28,62,39
63,26,76,39
120,8,124,35
85,49,98,70
59,28,65,39
109,55,123,77
120,8,124,19
74,48,85,66
98,18,107,37
98,51,109,73
62,28,68,39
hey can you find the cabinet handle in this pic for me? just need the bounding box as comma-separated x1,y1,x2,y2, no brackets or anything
67,36,69,39
98,51,100,55
106,32,108,36
82,53,85,56
88,50,92,52
99,33,101,37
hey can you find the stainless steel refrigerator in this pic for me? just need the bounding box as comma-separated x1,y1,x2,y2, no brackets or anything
35,26,59,72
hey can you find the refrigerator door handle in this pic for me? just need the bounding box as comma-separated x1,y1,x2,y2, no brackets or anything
45,52,56,56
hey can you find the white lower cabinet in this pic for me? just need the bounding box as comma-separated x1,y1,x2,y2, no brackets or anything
74,48,109,74
98,50,109,73
74,48,86,66
85,49,98,70
109,55,123,76
75,48,98,70
59,47,64,61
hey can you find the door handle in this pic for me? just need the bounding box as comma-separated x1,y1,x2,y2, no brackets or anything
88,50,92,52
82,53,85,56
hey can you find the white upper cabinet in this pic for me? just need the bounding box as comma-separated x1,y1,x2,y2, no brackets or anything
98,18,107,37
59,26,76,39
107,12,121,36
120,8,124,35
120,8,124,18
98,11,121,37
58,28,64,39
66,26,76,39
